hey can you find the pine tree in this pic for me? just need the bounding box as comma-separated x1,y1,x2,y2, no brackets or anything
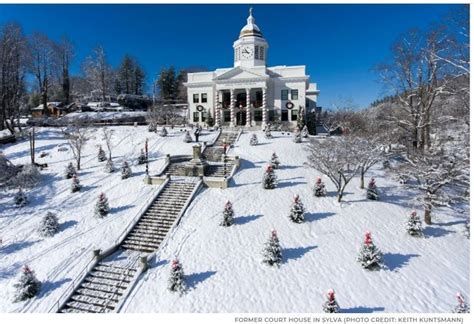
14,188,28,207
357,231,384,270
250,133,258,146
264,127,273,139
98,146,107,162
220,201,234,227
64,162,77,179
183,130,193,143
13,265,42,302
289,194,305,223
406,210,423,237
104,158,115,173
148,122,157,132
270,152,280,169
453,292,470,313
262,165,278,189
137,149,146,165
366,178,379,200
38,212,59,237
159,127,168,137
168,259,186,295
71,175,81,193
293,130,302,143
95,193,109,218
121,160,132,179
313,177,327,197
262,229,282,267
322,289,340,313
301,125,309,138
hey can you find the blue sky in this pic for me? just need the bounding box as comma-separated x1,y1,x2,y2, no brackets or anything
0,4,463,108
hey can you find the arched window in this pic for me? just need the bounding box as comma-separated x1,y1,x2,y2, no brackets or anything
260,47,264,60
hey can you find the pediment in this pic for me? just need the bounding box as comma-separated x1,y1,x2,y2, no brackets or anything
214,67,268,82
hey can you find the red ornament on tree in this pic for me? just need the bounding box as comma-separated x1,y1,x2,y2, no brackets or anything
364,231,373,246
316,177,322,185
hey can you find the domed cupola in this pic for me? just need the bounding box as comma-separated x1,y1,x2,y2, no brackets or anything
233,7,269,68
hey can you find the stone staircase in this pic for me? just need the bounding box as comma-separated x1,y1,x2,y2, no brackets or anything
204,164,231,177
202,131,240,162
121,179,198,253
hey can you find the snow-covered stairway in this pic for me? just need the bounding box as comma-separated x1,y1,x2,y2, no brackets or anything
120,179,199,253
202,130,240,162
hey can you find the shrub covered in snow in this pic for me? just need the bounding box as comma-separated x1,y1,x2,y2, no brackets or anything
168,259,186,295
313,177,327,197
357,231,384,270
289,194,305,223
12,164,41,188
94,193,109,218
159,127,168,137
0,152,20,185
250,133,258,146
183,131,193,143
13,265,41,302
406,211,423,237
262,229,282,267
121,160,132,179
293,131,302,143
148,122,157,133
71,175,81,193
264,127,273,139
104,158,115,173
301,125,309,138
14,188,28,207
262,165,278,189
97,146,107,162
270,152,280,169
453,292,470,313
322,289,340,313
366,178,379,200
38,212,59,237
465,218,470,239
137,149,146,165
64,162,77,179
220,201,234,227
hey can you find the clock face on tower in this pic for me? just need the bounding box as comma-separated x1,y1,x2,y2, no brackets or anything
241,46,254,59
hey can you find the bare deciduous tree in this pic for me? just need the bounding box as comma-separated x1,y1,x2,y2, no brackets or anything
82,46,114,102
101,127,114,160
63,120,90,170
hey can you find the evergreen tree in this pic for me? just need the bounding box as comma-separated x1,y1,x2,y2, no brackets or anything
71,175,81,193
357,231,384,270
137,149,146,165
322,289,340,313
366,178,379,200
453,292,470,313
270,152,280,169
159,127,168,137
262,165,278,189
157,66,180,101
121,160,132,179
313,177,327,197
94,193,109,218
250,133,258,146
406,210,423,237
105,158,115,173
13,265,42,302
264,127,273,139
183,130,192,143
262,229,282,267
168,259,186,295
220,201,234,227
289,194,305,223
97,146,107,162
301,125,309,138
148,122,157,132
14,188,28,207
64,162,77,179
38,212,59,237
293,130,302,143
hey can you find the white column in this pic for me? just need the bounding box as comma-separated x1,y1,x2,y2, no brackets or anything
215,90,221,127
246,88,251,127
230,89,236,127
262,87,268,129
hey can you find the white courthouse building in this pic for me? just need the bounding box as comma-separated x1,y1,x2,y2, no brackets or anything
185,8,320,129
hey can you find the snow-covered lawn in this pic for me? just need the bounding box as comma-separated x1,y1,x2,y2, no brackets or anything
0,127,469,313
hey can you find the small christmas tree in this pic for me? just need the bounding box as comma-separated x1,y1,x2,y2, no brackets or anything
98,146,107,162
71,175,81,193
262,229,282,267
94,193,109,218
159,127,168,137
322,289,340,313
64,162,77,179
121,160,132,179
270,152,280,169
148,122,157,132
264,127,273,139
453,292,470,313
137,149,146,165
38,212,59,237
366,178,379,200
301,125,309,138
13,265,42,302
262,165,278,189
104,158,115,173
357,231,384,270
406,210,423,237
168,259,186,295
289,194,305,223
14,188,28,207
293,130,302,143
313,177,327,197
183,130,193,143
250,133,258,146
220,201,234,227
